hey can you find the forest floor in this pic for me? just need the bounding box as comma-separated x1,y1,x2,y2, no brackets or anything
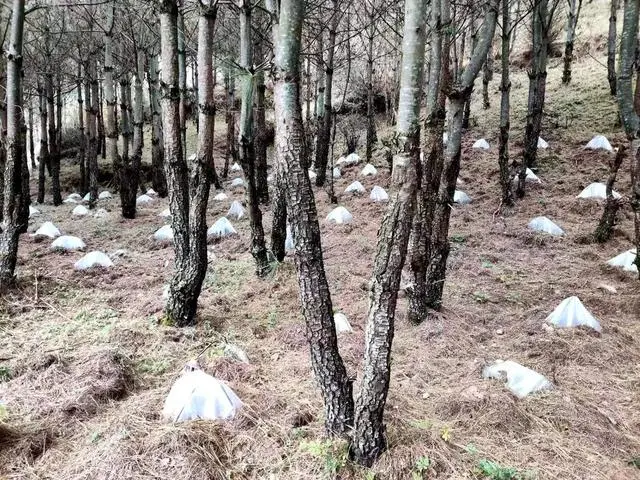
2,4,640,479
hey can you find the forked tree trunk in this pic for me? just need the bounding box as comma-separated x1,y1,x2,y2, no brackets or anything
594,146,626,242
608,0,619,96
0,0,25,290
616,0,640,278
562,0,583,84
161,0,213,326
37,83,48,204
315,1,339,186
238,0,270,276
519,0,554,198
273,0,353,436
426,0,499,310
498,0,514,207
407,0,450,325
351,0,426,465
148,53,168,197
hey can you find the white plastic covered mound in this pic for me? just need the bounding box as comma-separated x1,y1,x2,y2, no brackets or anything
607,249,638,273
370,186,389,202
51,235,86,251
333,167,341,179
29,205,40,218
537,137,549,149
231,178,245,188
63,196,78,204
72,205,89,217
472,138,490,150
227,200,245,220
360,164,378,177
214,192,228,201
528,216,564,236
334,312,353,333
68,193,82,201
136,194,154,205
308,169,317,180
94,208,109,218
74,251,113,270
585,135,613,152
513,168,542,184
344,181,366,194
285,225,294,251
483,360,552,398
99,191,112,199
83,193,91,202
230,162,242,172
146,188,158,196
577,182,622,200
32,221,61,239
159,208,171,218
545,296,602,332
454,190,472,205
162,363,242,422
337,152,361,166
326,206,353,224
443,132,448,144
208,217,237,239
154,225,174,242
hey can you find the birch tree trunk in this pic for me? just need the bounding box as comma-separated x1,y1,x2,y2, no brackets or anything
88,59,100,207
254,43,269,204
132,51,144,191
37,83,48,204
351,0,426,464
28,98,34,170
273,0,354,436
46,56,61,206
0,0,25,290
608,0,619,96
119,76,137,218
616,0,640,278
314,0,339,186
407,0,450,325
177,9,187,156
148,53,168,197
562,0,583,84
365,4,377,163
425,0,499,310
77,62,86,194
498,0,514,206
223,64,237,178
482,47,494,109
238,0,270,276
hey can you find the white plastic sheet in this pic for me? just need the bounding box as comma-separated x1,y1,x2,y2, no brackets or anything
159,208,171,218
577,182,621,200
227,201,245,220
72,205,89,216
606,249,638,273
231,178,245,188
154,225,174,242
146,188,158,196
136,194,154,205
333,167,341,179
326,206,353,224
162,366,242,422
453,190,472,205
51,235,86,251
472,138,490,150
285,225,294,251
230,162,242,172
483,360,552,398
334,313,353,333
32,221,61,239
344,181,366,194
370,186,389,202
99,191,112,199
214,192,229,201
29,205,40,218
208,217,237,239
308,169,317,180
74,251,114,270
545,296,602,332
360,164,378,177
585,135,613,152
537,137,549,149
528,216,564,236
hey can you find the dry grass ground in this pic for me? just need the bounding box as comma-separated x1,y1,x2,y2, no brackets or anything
2,2,640,478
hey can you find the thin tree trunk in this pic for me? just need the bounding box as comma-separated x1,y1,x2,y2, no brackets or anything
254,42,269,204
28,98,35,170
562,0,583,84
608,0,619,96
315,0,339,186
104,1,120,190
351,0,426,465
0,0,25,289
46,61,61,206
482,47,493,109
88,59,99,206
238,0,270,276
119,75,137,218
76,62,86,195
223,63,237,178
132,51,144,192
594,146,625,242
37,83,47,204
148,53,168,197
178,9,187,157
499,0,514,207
273,0,353,436
365,5,377,163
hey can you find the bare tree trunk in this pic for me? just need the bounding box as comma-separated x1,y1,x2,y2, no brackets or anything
562,0,583,84
594,146,626,242
616,0,640,278
365,4,377,163
104,1,120,189
178,9,187,157
37,83,47,204
148,54,168,197
499,0,514,206
426,0,499,310
0,0,25,289
223,64,237,178
482,46,494,109
351,0,425,465
88,59,99,207
132,51,144,192
314,0,339,186
519,0,554,198
46,54,61,206
238,0,270,276
119,76,137,218
76,62,86,194
28,98,35,170
161,0,213,326
254,43,269,204
608,0,619,96
273,0,353,436
407,0,449,325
